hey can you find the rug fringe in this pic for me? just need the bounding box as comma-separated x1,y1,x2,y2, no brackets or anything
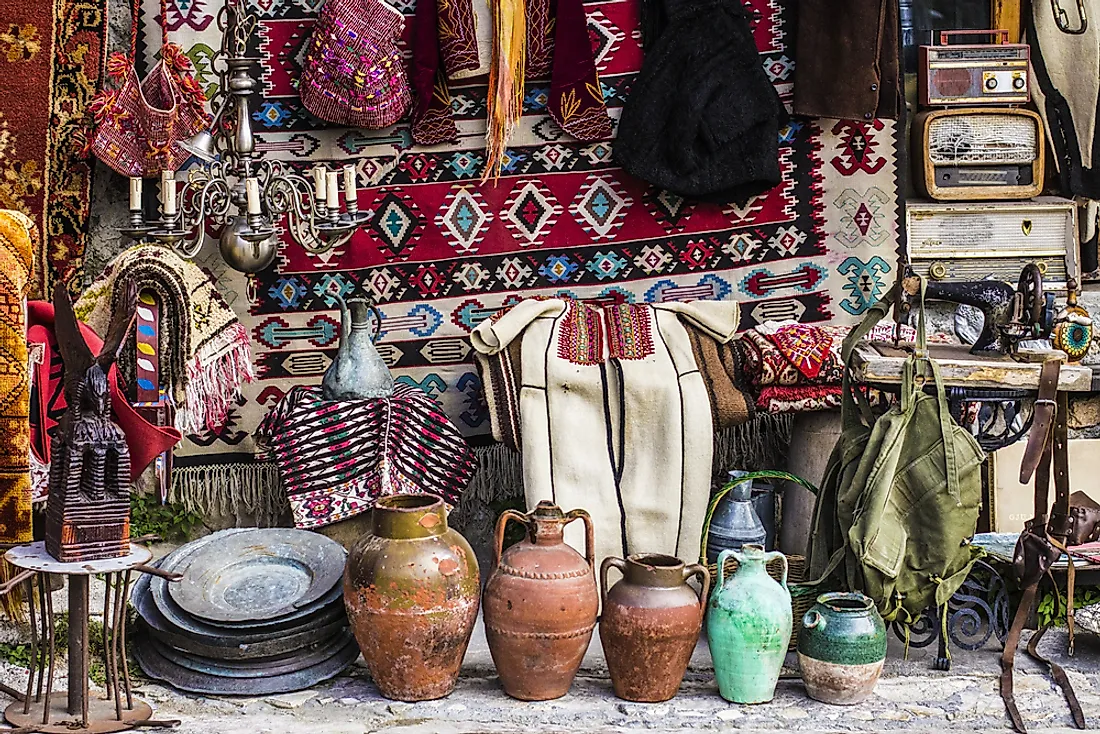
713,413,794,478
465,443,524,506
177,323,255,435
170,461,286,527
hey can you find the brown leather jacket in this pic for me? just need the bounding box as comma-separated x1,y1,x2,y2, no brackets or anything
793,0,903,121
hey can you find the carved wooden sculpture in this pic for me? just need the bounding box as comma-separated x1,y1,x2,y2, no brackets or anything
44,283,136,563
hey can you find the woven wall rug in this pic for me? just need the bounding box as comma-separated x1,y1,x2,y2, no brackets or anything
0,0,107,297
137,0,900,515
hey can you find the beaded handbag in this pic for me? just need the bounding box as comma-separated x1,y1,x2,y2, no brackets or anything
299,0,411,129
86,0,209,177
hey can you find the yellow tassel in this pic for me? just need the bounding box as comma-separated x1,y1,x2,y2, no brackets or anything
482,0,526,182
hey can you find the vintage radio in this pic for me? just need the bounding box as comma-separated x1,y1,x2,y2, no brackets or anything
913,108,1045,200
919,30,1030,107
906,198,1079,289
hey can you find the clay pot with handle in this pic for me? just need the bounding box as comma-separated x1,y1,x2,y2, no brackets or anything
600,553,709,702
707,543,792,704
482,501,598,701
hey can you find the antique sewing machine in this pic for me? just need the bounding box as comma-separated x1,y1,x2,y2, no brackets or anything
852,263,1092,452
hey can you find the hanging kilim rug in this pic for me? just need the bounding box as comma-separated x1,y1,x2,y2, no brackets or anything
138,0,900,514
0,0,108,297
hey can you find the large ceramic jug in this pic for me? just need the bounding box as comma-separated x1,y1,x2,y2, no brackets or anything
344,494,479,701
707,543,791,704
322,295,394,400
798,592,886,705
483,501,598,701
600,553,709,702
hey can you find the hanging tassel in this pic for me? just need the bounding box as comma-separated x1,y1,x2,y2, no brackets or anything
482,0,527,182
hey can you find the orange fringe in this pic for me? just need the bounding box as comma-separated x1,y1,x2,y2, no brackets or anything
482,0,526,182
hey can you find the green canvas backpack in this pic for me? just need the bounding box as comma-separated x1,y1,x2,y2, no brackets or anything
806,291,985,626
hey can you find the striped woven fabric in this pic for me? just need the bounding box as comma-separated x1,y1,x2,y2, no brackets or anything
256,383,475,529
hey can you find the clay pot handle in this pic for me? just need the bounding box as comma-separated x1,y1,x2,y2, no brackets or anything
564,508,595,570
600,556,626,606
763,550,789,590
493,509,530,569
682,563,711,608
803,609,825,630
716,548,735,589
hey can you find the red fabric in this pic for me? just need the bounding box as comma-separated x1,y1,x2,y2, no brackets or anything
26,301,182,480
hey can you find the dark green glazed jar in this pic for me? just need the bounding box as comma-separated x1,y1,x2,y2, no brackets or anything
797,592,886,705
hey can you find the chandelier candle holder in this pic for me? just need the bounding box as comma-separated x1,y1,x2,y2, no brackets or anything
119,0,370,273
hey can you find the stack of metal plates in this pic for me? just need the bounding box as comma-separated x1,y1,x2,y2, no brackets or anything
132,528,357,695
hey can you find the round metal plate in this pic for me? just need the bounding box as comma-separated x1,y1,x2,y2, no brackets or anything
136,615,350,661
5,694,153,733
150,629,355,678
146,555,345,639
133,634,359,695
169,529,346,624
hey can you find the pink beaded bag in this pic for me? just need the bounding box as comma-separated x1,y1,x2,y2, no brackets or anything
299,0,412,129
86,0,209,177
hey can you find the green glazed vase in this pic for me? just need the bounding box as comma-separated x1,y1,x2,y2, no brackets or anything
706,544,791,704
797,592,886,705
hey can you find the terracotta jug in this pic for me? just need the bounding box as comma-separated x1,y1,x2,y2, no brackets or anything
707,543,791,704
344,494,479,701
483,501,597,701
600,553,709,702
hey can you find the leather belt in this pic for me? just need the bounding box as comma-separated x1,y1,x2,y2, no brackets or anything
1001,358,1086,733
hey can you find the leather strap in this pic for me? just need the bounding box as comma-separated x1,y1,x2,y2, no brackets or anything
1019,359,1060,488
1026,581,1086,730
1000,582,1038,734
1001,358,1086,733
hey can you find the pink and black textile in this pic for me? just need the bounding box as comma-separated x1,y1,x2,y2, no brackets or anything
255,383,475,530
299,0,412,129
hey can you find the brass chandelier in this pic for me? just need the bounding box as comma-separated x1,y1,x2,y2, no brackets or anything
121,0,366,272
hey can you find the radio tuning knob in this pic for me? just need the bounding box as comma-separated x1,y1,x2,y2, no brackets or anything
986,77,998,90
1013,76,1025,90
1035,260,1048,275
929,262,948,280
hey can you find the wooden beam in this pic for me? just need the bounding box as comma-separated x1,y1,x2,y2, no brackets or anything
993,0,1025,43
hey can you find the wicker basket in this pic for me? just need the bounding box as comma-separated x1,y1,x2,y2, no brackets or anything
700,470,824,650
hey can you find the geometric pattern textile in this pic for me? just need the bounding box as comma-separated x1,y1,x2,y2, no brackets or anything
0,211,35,544
137,0,900,489
255,383,476,529
0,0,107,297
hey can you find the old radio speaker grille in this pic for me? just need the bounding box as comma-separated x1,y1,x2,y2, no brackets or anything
927,113,1038,165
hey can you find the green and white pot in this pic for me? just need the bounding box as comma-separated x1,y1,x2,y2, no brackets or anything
797,592,886,705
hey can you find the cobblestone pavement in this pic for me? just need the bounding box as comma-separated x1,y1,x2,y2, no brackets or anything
1,621,1098,733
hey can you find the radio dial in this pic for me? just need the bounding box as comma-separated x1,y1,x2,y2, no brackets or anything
1013,76,1025,90
929,262,949,280
985,77,998,90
